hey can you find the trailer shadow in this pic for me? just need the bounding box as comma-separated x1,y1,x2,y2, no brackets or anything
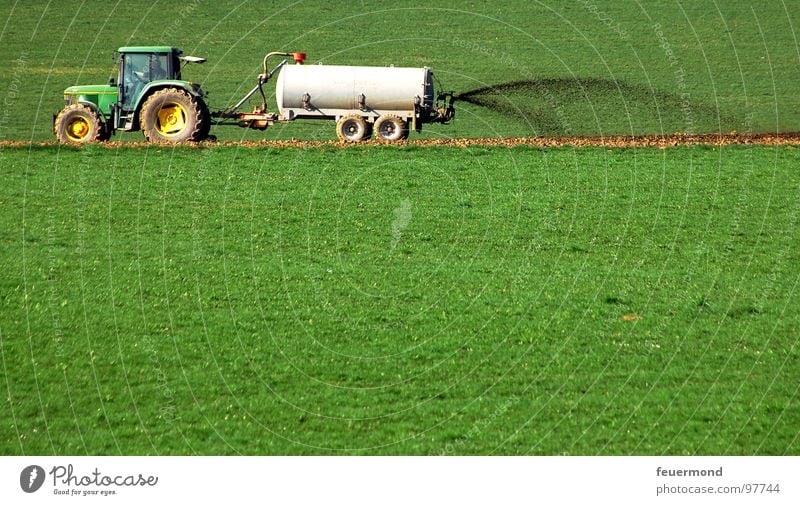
454,78,726,135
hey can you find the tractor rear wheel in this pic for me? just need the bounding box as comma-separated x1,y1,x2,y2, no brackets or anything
140,88,209,143
336,114,370,142
197,100,212,140
374,114,408,142
54,104,108,144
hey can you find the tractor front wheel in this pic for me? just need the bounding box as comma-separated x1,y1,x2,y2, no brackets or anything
140,88,209,143
54,104,108,144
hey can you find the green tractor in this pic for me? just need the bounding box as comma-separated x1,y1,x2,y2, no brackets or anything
54,46,210,144
54,47,455,144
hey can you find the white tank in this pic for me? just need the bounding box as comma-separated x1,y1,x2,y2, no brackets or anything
275,64,434,120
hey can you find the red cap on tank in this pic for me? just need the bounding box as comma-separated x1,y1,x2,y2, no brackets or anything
291,52,306,64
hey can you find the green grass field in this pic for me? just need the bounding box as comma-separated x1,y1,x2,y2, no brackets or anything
1,144,799,454
2,1,800,455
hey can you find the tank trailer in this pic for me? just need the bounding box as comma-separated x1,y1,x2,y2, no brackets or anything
54,47,455,144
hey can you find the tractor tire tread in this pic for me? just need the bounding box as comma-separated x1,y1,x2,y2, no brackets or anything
54,104,107,144
140,88,209,143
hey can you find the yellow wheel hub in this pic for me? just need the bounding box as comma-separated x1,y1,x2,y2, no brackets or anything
66,116,90,141
156,102,187,135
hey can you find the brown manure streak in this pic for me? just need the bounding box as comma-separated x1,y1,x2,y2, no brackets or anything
3,132,800,149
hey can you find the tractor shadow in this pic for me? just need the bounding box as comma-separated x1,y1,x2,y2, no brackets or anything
455,78,727,135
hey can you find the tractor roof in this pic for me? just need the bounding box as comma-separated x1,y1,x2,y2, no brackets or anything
117,46,179,54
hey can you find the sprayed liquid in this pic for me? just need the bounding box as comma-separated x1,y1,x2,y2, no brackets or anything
453,78,723,135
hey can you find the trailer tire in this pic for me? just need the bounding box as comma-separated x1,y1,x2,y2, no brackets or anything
54,104,108,144
374,114,408,142
336,114,370,142
140,88,209,143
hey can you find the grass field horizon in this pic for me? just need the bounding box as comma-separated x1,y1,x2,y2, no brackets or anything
2,1,800,456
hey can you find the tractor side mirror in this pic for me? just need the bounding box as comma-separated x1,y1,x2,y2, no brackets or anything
108,76,116,86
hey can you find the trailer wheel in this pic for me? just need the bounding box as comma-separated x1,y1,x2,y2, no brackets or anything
140,88,209,143
54,104,108,144
374,114,408,142
336,114,370,142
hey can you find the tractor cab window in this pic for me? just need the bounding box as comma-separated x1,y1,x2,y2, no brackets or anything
171,53,182,80
120,53,170,110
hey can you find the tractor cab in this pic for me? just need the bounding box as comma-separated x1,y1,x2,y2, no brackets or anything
54,46,208,143
117,47,182,111
113,46,207,131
